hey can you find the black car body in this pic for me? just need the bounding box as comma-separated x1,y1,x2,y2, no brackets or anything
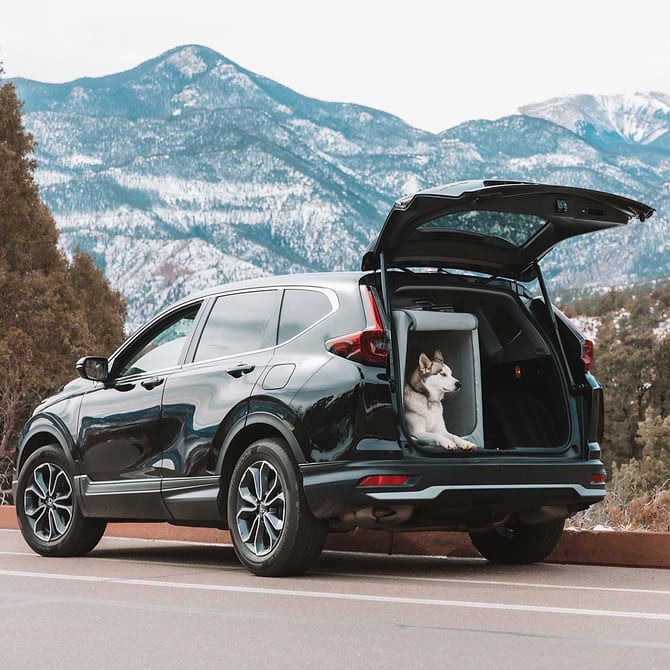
13,180,654,575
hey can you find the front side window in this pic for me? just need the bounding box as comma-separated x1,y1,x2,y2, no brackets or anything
278,289,332,343
118,305,201,377
194,290,278,362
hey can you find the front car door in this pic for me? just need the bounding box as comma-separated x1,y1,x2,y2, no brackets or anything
159,288,280,521
76,301,203,518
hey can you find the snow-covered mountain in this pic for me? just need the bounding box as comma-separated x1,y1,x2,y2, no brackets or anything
521,92,670,148
9,45,670,327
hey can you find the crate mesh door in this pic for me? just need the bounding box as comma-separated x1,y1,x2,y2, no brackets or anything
393,310,484,450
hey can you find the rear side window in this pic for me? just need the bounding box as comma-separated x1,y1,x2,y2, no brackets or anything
194,290,278,362
278,289,332,343
418,210,547,247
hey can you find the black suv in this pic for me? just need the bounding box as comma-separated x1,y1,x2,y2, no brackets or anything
14,180,653,576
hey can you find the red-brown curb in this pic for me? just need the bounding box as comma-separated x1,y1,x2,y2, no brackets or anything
1,505,668,568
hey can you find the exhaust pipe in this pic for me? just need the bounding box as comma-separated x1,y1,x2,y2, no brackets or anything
338,505,413,529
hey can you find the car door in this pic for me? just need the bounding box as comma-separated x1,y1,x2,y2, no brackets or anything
159,288,280,521
76,301,203,518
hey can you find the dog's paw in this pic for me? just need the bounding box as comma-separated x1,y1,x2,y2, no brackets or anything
438,436,459,451
458,440,478,451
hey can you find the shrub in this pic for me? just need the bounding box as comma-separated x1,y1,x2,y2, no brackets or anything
571,455,669,531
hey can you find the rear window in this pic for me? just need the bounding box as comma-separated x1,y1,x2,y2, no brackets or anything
278,289,332,343
194,290,277,361
418,210,547,247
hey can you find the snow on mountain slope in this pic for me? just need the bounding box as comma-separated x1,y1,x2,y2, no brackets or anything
9,45,670,328
521,92,670,148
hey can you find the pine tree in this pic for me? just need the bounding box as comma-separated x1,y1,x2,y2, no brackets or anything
0,71,126,494
635,408,670,490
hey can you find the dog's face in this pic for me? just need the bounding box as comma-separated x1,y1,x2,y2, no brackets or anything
418,350,461,397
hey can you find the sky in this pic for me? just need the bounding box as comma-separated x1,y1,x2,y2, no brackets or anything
1,0,669,132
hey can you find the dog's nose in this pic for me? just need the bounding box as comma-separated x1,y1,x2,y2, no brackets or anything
454,380,462,390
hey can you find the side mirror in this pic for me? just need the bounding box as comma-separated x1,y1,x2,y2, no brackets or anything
76,356,109,382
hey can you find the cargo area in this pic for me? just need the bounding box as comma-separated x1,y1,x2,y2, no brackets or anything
392,282,570,452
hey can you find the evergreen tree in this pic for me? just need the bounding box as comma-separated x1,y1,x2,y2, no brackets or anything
68,246,126,355
0,72,126,489
634,408,670,490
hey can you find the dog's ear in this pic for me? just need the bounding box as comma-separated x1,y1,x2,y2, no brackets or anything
419,352,432,373
433,349,444,363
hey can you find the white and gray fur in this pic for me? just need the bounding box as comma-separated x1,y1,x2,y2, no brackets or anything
403,349,477,451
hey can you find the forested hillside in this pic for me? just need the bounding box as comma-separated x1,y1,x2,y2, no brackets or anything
564,286,670,529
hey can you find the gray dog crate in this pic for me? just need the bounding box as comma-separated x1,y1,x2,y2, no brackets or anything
392,310,484,450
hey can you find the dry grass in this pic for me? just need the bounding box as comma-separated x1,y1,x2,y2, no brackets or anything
571,468,670,532
570,489,670,532
0,455,13,506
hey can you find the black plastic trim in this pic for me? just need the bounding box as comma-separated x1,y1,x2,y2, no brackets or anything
161,476,221,522
76,475,170,519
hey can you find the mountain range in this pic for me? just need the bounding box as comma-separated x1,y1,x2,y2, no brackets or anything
9,45,670,327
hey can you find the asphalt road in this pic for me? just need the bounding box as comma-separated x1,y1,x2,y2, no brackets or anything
1,529,669,669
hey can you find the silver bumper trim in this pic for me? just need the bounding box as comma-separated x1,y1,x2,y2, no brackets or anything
366,483,606,501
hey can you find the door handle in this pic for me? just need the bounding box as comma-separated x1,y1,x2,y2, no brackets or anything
141,377,164,390
226,363,256,378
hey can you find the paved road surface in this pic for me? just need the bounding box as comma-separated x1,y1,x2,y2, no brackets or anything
1,529,669,669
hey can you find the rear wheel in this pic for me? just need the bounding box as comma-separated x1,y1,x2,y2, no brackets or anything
16,445,107,557
469,519,564,564
227,438,327,576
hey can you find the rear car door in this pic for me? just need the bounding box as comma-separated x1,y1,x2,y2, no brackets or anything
77,302,203,518
362,180,654,278
159,288,280,520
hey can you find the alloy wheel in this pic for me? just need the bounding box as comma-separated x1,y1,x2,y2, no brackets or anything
23,462,74,542
235,460,285,556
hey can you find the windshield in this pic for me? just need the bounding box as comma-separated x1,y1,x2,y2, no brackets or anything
417,210,548,247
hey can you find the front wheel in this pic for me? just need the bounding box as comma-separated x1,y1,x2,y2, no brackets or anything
227,438,327,576
469,519,565,564
16,445,107,557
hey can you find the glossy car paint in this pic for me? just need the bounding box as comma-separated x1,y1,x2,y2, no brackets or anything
77,381,165,482
14,179,648,530
13,267,607,529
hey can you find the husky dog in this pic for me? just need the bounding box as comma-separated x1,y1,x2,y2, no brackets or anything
404,349,478,451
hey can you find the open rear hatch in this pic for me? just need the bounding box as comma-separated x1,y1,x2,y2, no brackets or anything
362,179,654,279
364,180,653,454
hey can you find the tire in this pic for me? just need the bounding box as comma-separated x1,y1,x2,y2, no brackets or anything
227,438,327,577
469,519,565,564
16,445,107,557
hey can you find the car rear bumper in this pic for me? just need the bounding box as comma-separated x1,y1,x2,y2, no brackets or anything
299,457,606,520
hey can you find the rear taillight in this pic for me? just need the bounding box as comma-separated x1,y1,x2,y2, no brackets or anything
581,339,594,371
326,286,389,366
359,475,408,486
591,472,605,484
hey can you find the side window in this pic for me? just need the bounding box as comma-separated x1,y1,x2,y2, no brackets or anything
118,305,201,377
278,289,332,343
194,290,278,362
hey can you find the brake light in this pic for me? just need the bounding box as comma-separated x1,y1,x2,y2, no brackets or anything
591,472,605,484
359,475,408,486
326,286,390,366
581,339,594,371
